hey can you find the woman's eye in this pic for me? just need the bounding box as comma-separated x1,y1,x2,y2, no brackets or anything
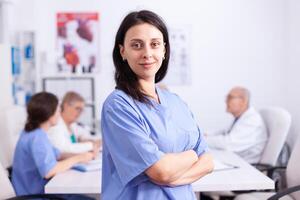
152,42,161,48
131,43,143,49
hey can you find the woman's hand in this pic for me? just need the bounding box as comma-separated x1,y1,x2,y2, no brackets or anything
78,152,95,163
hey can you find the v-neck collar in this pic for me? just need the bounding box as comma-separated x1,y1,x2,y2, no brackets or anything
155,86,163,105
145,86,164,107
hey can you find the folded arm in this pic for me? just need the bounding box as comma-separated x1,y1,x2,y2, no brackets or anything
145,150,199,185
168,152,214,186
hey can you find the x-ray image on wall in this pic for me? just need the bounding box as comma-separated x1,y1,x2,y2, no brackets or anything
164,25,192,86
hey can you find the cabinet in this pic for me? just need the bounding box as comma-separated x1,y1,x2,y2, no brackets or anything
12,31,36,105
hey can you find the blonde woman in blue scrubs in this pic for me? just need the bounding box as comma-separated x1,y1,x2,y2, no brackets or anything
101,10,214,200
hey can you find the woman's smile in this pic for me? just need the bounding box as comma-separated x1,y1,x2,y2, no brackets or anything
139,61,156,69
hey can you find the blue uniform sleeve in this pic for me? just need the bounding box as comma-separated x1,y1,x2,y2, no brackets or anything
101,99,164,186
178,97,208,156
53,146,61,160
30,132,58,178
193,127,208,156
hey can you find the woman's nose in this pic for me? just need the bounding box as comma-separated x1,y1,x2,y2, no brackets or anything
142,46,153,59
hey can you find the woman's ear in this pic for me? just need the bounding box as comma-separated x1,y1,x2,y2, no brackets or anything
119,44,125,60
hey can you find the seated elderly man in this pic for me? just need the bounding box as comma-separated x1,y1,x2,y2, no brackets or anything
205,86,268,163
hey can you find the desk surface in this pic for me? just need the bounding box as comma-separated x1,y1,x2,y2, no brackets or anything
45,150,274,194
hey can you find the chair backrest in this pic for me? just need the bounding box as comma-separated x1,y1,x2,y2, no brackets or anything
286,135,300,200
0,105,26,168
259,107,291,166
0,162,16,199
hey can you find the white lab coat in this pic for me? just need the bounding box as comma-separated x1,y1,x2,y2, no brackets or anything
206,107,268,163
48,117,93,154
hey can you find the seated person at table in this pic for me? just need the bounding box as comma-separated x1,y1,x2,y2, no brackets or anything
205,86,267,163
12,92,95,195
48,91,101,154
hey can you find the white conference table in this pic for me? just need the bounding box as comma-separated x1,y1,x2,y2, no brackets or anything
45,150,274,194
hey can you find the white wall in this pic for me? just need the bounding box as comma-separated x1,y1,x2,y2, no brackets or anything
0,44,13,167
12,0,289,133
285,0,300,148
0,44,13,110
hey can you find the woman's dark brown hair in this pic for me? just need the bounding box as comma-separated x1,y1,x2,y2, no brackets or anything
25,92,58,132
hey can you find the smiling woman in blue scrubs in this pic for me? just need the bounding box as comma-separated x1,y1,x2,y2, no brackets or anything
101,10,214,200
12,92,95,196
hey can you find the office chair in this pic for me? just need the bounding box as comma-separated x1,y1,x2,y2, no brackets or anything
234,134,300,200
0,162,65,200
254,107,291,179
215,107,292,200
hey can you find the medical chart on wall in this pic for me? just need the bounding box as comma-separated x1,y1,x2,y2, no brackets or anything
163,25,192,86
56,12,100,74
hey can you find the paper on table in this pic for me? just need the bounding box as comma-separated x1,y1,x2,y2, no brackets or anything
72,157,102,172
213,159,238,171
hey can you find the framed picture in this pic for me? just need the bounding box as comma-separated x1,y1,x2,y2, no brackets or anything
164,25,192,85
77,104,95,129
56,12,99,74
42,76,94,103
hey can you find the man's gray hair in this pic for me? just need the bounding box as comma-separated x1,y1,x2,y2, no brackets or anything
236,86,251,105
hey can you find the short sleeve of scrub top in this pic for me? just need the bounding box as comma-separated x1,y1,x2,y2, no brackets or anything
193,126,208,156
101,96,164,186
31,132,60,178
172,95,208,157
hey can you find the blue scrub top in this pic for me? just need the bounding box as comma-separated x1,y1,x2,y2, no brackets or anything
12,128,61,195
101,87,207,200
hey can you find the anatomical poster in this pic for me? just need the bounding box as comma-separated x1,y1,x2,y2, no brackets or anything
56,12,99,74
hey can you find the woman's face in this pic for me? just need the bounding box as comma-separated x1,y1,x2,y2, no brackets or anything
62,101,85,123
119,23,165,82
